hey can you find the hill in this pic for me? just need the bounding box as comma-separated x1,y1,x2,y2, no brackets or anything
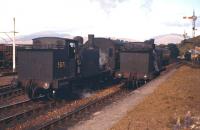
154,34,184,45
1,31,185,45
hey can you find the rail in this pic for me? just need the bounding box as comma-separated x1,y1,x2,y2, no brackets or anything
0,99,31,111
0,87,24,100
0,99,64,129
0,84,13,93
0,72,17,77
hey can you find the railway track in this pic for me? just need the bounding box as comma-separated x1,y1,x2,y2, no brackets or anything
0,99,34,127
3,83,124,130
0,71,17,77
181,60,200,68
0,84,14,93
0,98,31,112
0,86,25,100
162,62,182,74
29,85,126,130
0,99,47,129
0,98,69,129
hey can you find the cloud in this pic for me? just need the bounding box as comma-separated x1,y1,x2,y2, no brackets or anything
197,19,200,27
164,22,191,27
140,0,153,14
90,0,128,14
164,17,200,28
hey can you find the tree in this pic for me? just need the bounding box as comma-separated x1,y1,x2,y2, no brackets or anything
167,43,179,59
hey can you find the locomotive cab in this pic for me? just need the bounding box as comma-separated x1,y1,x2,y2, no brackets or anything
17,37,79,99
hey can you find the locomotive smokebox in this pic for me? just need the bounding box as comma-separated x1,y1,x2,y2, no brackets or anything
88,34,94,48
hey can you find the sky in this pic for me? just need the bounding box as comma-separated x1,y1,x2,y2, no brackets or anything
0,0,200,41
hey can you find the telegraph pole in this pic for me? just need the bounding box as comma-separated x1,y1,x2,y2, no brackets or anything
13,17,16,72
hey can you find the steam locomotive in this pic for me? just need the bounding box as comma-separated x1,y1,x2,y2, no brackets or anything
17,34,166,99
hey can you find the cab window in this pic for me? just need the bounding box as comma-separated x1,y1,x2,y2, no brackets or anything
57,61,65,69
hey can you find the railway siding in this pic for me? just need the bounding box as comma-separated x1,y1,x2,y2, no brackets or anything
0,75,16,86
0,87,24,101
5,83,122,130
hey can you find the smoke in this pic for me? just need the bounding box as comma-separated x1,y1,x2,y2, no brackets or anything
90,0,128,14
90,0,154,14
81,89,93,98
82,91,92,98
99,49,109,69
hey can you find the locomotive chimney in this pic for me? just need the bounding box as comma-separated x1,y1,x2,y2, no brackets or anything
88,34,94,48
73,36,83,45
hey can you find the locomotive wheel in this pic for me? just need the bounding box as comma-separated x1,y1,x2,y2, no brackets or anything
27,81,33,99
45,89,55,100
135,80,139,88
27,82,41,99
126,80,133,89
31,86,41,99
45,92,52,100
132,80,137,89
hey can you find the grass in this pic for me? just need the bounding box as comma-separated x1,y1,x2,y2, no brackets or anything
110,65,200,130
